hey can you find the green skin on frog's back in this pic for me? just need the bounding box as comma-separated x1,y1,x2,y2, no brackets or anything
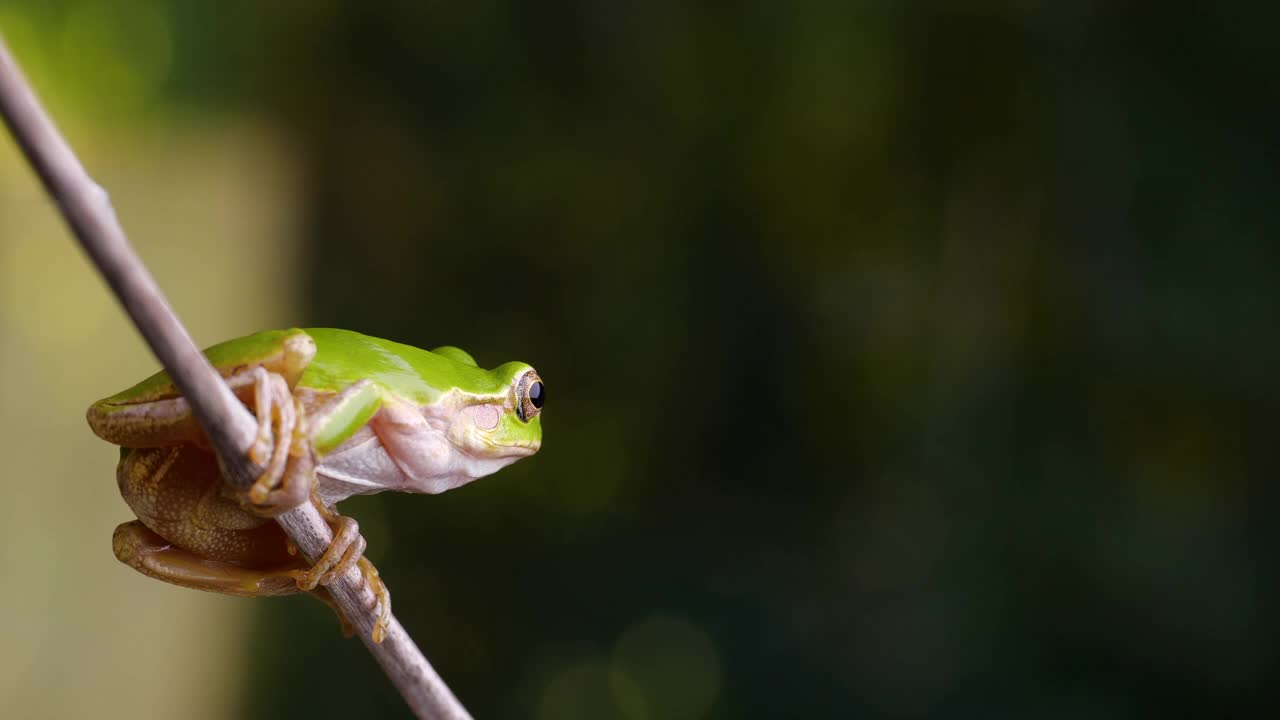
86,328,544,638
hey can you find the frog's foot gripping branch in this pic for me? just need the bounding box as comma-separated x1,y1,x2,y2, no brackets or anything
113,518,391,642
292,500,393,643
305,558,391,642
236,368,390,642
242,367,311,513
240,369,392,643
304,555,388,640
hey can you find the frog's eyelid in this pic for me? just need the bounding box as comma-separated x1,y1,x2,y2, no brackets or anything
514,373,524,420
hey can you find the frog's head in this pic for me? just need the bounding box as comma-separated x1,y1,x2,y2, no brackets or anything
434,349,543,472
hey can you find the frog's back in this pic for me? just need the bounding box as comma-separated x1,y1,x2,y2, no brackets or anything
97,328,498,408
300,328,502,405
99,329,309,405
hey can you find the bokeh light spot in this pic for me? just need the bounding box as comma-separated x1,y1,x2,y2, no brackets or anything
610,615,721,720
538,661,627,720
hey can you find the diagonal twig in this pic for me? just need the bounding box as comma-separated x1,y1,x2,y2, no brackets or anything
0,35,471,720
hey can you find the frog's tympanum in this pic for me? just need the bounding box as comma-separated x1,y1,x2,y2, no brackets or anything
88,328,544,642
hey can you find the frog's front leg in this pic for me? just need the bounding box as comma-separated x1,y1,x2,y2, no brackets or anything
225,375,394,640
246,376,384,512
244,367,297,504
287,379,392,639
229,379,393,640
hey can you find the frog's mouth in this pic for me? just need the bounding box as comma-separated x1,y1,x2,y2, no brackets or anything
480,440,540,459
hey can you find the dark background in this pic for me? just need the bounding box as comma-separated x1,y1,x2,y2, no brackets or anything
16,2,1280,718
237,3,1279,718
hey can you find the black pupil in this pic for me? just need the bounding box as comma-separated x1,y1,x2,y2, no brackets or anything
528,381,545,408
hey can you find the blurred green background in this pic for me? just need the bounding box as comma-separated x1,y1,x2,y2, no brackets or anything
2,2,1277,718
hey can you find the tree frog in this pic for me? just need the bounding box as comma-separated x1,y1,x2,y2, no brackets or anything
87,328,544,642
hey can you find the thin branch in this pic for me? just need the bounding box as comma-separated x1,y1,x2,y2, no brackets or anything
0,35,470,720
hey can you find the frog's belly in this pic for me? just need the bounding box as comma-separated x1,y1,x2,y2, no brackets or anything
315,426,410,505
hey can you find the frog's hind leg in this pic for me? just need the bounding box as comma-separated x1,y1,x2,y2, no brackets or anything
113,521,374,638
112,520,307,597
86,331,316,450
116,445,390,641
116,445,298,566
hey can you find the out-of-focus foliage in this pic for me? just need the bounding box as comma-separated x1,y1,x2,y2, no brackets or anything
3,1,1279,718
0,92,303,720
1,12,303,720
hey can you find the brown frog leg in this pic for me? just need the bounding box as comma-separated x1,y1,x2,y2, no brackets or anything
114,521,370,638
116,445,388,641
87,331,315,450
293,503,364,591
112,520,308,597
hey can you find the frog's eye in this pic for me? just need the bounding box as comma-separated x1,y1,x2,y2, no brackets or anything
515,370,545,422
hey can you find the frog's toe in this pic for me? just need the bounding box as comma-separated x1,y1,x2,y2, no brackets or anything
303,559,390,643
360,557,392,644
322,530,367,586
295,514,362,592
291,513,391,643
245,446,313,516
245,370,301,505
